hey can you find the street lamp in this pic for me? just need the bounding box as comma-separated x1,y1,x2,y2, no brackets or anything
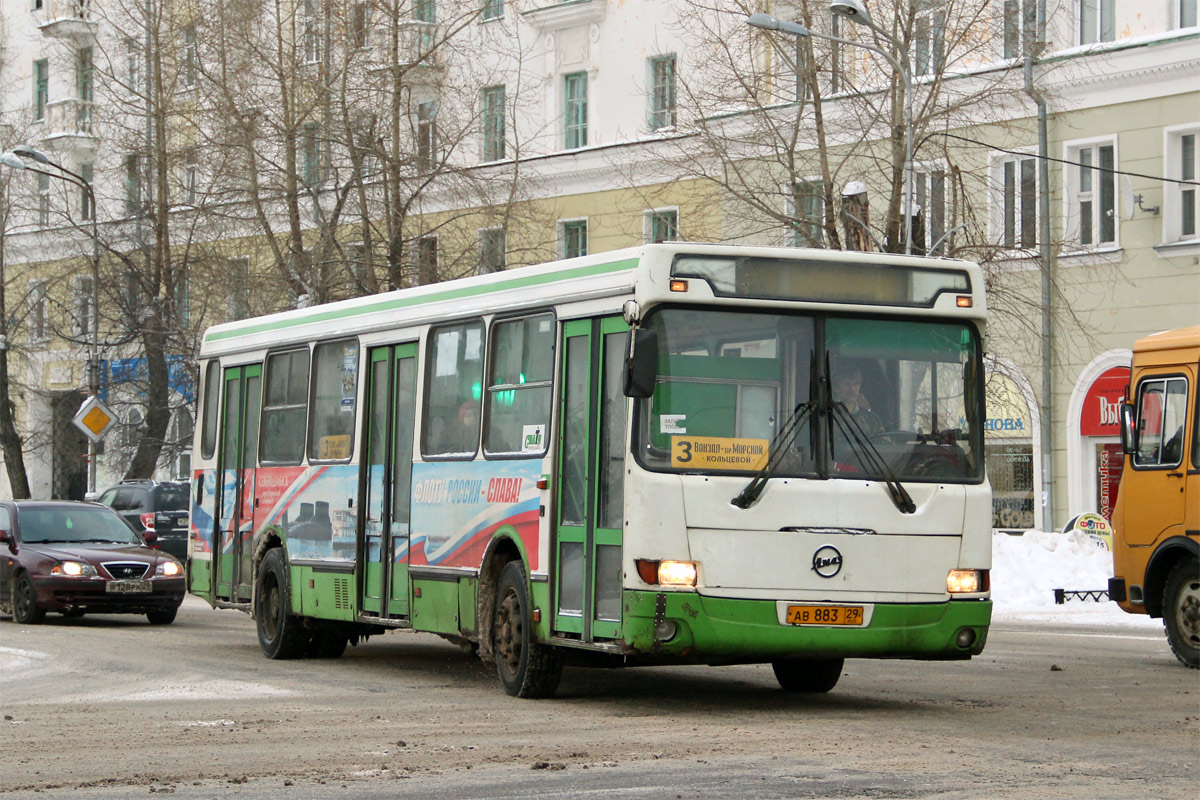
748,4,916,255
1,146,103,494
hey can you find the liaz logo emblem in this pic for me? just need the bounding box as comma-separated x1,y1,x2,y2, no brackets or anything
811,545,843,578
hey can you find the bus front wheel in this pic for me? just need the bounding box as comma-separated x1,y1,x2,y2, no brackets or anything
1163,560,1200,669
256,548,306,659
772,658,844,692
493,561,563,698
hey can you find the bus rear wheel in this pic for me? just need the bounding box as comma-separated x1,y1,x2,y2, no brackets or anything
493,561,562,698
1163,560,1200,669
772,658,844,692
256,548,306,659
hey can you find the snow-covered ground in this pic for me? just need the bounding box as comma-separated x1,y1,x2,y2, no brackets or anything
991,528,1161,629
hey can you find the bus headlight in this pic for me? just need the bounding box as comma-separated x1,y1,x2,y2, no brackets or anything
947,569,988,594
635,559,699,587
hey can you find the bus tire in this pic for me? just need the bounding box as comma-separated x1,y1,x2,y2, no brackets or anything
493,561,562,698
256,548,306,659
771,658,844,693
1162,560,1200,669
306,630,348,659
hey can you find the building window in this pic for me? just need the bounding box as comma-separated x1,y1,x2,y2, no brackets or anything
29,280,48,341
828,12,844,94
1079,0,1115,45
77,46,93,132
74,275,94,338
228,256,250,320
176,270,190,327
913,168,949,256
302,123,322,185
124,154,141,214
563,72,587,150
415,0,436,23
482,0,503,22
417,234,438,284
1066,140,1116,248
560,219,587,259
914,8,946,76
33,59,48,121
792,180,825,247
80,162,94,220
1182,0,1199,27
648,55,676,131
417,101,437,172
302,0,321,64
37,172,50,227
1003,0,1037,59
645,208,678,243
126,38,141,90
481,85,505,162
478,228,505,274
1166,127,1199,243
181,24,197,88
995,155,1038,250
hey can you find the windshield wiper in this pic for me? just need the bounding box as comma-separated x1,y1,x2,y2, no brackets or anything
732,402,815,509
829,403,916,514
75,538,126,544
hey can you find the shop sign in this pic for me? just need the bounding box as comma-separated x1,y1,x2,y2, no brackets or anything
984,373,1032,439
1079,366,1130,436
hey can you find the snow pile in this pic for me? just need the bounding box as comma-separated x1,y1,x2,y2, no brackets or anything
990,529,1161,628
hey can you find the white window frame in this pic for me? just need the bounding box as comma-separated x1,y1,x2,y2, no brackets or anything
29,279,49,343
563,71,588,150
913,5,946,77
481,85,505,162
1179,0,1199,28
790,178,826,248
557,217,588,259
1063,135,1119,252
989,148,1040,255
302,0,321,65
912,162,952,256
647,54,677,132
999,0,1037,60
180,24,197,90
1163,124,1199,245
228,255,250,320
643,207,679,244
73,274,94,338
477,227,506,274
36,171,50,228
1078,0,1115,45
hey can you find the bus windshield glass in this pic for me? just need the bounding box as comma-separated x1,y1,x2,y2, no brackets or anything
633,308,982,483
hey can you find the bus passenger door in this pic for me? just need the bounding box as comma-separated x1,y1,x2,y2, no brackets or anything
360,343,417,619
554,317,628,642
216,364,260,603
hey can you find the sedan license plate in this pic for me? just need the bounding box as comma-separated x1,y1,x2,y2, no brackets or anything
107,580,152,594
785,604,865,626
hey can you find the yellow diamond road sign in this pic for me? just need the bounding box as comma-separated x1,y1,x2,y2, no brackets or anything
72,395,116,443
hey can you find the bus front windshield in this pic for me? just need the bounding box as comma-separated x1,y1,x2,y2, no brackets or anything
633,308,982,483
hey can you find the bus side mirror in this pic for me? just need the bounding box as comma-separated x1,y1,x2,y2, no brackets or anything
624,328,658,399
1119,402,1137,455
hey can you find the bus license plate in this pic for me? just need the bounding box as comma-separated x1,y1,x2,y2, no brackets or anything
785,605,864,626
107,580,151,594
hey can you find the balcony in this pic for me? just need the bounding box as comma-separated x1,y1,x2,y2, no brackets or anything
367,21,444,81
36,0,99,43
39,99,97,155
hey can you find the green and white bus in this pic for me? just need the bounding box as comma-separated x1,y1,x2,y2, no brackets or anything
188,242,992,697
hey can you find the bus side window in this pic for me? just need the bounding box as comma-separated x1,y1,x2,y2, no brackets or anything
308,339,358,462
1134,377,1188,468
262,348,310,464
200,360,221,460
423,321,485,457
485,313,553,456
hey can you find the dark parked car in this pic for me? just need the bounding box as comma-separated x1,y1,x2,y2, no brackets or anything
0,501,185,625
97,479,190,562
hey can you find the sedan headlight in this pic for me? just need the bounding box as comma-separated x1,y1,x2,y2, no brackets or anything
155,560,183,577
51,561,98,577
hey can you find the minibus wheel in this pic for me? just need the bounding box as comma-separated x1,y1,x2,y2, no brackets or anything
1163,560,1200,669
493,561,563,698
772,658,844,692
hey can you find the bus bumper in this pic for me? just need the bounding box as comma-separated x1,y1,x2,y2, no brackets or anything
622,591,991,662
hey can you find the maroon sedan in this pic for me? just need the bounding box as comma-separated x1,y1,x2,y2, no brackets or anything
0,501,185,625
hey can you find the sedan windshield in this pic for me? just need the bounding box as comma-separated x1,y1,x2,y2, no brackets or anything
19,506,142,545
633,308,982,483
